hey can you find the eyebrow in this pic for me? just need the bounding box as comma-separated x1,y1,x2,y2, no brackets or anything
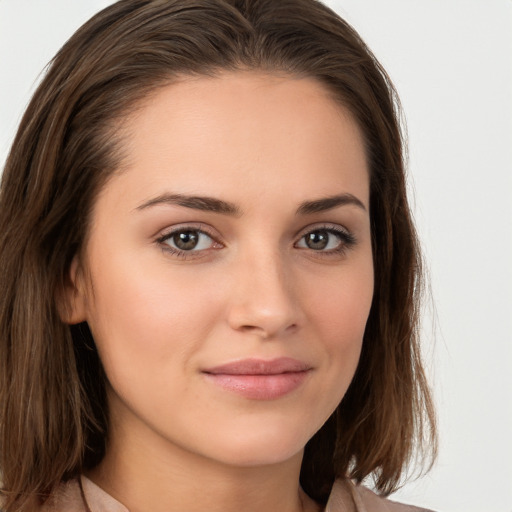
296,193,367,214
135,192,366,216
136,193,242,216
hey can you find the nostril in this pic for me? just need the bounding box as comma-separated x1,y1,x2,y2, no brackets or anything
235,322,298,339
238,324,271,338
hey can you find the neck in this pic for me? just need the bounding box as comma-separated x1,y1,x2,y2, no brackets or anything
87,402,321,512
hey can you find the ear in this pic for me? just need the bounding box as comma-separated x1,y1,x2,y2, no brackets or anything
57,256,88,325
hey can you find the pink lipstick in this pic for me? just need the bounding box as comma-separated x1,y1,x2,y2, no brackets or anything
202,357,311,400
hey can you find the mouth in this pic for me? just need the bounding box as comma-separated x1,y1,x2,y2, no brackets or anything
202,357,312,400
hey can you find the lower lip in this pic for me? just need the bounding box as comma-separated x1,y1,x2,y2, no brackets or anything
203,371,310,400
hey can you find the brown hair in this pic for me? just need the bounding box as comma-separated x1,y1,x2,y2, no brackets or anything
0,0,436,510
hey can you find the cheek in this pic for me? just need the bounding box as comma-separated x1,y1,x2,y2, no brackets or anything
306,259,373,339
83,253,223,380
315,286,371,345
302,261,373,391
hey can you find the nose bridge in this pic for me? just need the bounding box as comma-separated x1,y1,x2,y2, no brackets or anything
227,242,298,337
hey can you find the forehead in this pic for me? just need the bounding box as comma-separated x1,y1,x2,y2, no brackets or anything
102,71,369,212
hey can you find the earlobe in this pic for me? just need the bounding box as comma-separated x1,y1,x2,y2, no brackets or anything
57,256,88,325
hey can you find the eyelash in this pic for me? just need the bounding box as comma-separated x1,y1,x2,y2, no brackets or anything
295,225,357,257
156,224,357,260
156,224,221,260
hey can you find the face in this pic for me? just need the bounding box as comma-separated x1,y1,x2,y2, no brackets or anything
68,71,374,468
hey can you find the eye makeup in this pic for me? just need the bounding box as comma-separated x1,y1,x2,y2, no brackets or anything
155,223,223,260
155,221,357,262
294,223,357,258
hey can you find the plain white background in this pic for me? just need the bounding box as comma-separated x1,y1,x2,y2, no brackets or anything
1,2,511,511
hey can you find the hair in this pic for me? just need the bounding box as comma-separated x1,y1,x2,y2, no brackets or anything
0,0,437,510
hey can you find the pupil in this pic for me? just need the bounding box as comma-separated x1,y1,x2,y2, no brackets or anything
306,231,328,250
174,231,199,250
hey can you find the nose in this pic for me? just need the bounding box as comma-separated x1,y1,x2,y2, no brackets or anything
226,250,300,339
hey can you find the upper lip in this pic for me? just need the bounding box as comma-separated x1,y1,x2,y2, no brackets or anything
203,357,311,375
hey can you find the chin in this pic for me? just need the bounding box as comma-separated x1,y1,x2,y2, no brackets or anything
198,423,313,468
216,445,304,468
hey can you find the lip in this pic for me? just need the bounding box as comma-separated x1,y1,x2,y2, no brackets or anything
202,357,312,400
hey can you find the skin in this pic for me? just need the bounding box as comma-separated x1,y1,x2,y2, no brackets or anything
65,71,373,512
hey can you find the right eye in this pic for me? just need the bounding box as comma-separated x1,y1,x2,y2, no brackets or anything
156,226,222,259
162,229,214,251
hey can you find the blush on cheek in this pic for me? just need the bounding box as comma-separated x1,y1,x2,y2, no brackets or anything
309,279,372,330
310,284,372,386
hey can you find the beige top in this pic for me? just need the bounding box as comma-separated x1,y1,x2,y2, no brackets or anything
41,476,435,512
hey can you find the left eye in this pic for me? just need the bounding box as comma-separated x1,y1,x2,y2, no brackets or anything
161,229,215,252
296,229,346,251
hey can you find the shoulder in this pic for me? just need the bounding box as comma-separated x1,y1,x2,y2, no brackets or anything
0,480,86,512
326,479,436,512
353,484,436,512
39,479,86,512
41,477,129,512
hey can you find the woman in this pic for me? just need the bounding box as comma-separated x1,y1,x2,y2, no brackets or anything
0,1,437,511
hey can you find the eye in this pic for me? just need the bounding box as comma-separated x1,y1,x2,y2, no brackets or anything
158,228,219,254
295,226,355,253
